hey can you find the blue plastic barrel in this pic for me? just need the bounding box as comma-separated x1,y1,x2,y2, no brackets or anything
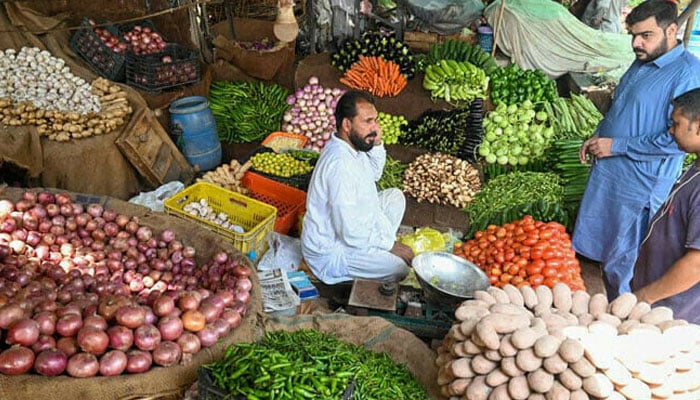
169,96,222,172
477,26,494,54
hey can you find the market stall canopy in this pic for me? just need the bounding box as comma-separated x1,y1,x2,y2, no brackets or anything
484,0,635,79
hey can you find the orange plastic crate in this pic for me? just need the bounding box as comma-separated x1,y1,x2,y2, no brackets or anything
242,171,306,234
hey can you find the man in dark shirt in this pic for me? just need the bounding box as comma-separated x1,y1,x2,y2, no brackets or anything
631,88,700,324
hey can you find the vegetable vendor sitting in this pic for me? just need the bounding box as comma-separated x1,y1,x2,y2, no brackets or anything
301,90,414,284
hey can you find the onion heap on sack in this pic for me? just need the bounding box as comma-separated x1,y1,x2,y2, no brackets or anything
0,191,253,377
0,47,132,141
437,283,700,399
281,77,345,152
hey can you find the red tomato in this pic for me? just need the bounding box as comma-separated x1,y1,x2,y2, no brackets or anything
528,274,545,286
543,267,558,278
546,259,563,269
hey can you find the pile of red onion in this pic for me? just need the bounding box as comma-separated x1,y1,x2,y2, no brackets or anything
282,76,345,152
122,25,167,55
0,191,252,377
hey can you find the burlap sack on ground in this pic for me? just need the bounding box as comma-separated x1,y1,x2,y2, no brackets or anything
264,313,442,399
0,187,264,400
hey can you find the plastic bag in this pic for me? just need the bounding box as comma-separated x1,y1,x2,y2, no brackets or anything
401,0,485,35
257,232,302,272
128,181,184,212
399,227,448,254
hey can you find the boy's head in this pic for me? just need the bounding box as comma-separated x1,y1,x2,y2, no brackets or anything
670,88,700,154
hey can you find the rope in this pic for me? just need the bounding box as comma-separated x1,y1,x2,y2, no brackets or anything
0,0,219,34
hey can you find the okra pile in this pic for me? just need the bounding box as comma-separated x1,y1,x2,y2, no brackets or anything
204,329,428,400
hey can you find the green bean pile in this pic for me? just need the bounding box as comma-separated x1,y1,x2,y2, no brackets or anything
464,171,566,237
204,329,428,400
377,155,407,191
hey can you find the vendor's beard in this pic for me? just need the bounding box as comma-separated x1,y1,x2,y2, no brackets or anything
349,129,376,152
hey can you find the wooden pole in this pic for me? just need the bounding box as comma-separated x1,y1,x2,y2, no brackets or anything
679,0,700,27
491,0,507,57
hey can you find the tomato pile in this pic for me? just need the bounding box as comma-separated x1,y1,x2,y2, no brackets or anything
454,216,586,291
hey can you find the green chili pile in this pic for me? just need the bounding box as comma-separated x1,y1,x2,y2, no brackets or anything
204,329,428,400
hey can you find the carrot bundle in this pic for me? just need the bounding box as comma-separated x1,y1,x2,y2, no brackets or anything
339,55,407,98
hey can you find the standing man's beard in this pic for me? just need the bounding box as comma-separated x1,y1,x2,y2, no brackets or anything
634,34,668,62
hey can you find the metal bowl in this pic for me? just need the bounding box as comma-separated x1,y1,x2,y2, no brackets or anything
412,251,490,305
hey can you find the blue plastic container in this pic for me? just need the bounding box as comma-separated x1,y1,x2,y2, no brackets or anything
477,26,494,54
169,96,222,172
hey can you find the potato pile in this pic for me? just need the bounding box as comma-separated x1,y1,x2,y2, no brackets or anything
436,284,700,399
403,152,481,208
0,78,132,141
197,160,251,195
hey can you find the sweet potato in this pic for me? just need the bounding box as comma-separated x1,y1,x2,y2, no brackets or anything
501,356,525,377
657,319,687,332
515,348,542,372
449,325,468,341
577,313,594,327
541,313,570,334
481,313,531,334
561,325,588,341
456,305,490,323
587,293,608,318
527,368,554,393
543,353,568,375
570,291,590,316
437,366,454,386
552,283,573,313
636,362,668,385
617,319,641,334
490,303,531,317
499,334,518,357
530,317,548,336
488,286,512,304
484,349,502,362
582,373,614,398
511,327,541,350
640,306,674,325
544,381,570,400
570,357,596,378
534,335,561,358
503,284,525,307
449,357,476,379
609,292,637,319
448,378,472,396
595,312,622,328
618,377,651,400
466,375,492,400
520,285,538,310
558,338,584,363
463,339,483,355
569,389,590,400
581,337,614,370
471,354,498,375
555,310,579,326
475,321,501,350
664,325,700,352
528,394,546,400
559,367,583,391
507,375,531,400
627,301,652,320
474,290,497,305
488,384,511,400
535,285,553,309
452,342,468,358
486,368,510,387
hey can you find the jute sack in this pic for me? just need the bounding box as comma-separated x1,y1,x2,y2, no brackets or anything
265,313,442,399
0,187,264,400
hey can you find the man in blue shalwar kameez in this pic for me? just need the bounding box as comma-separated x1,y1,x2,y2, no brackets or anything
574,0,700,300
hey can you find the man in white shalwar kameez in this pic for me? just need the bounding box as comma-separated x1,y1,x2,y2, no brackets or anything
301,91,413,285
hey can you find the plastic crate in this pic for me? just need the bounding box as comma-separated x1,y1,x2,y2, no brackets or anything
244,147,315,192
164,182,276,256
242,171,306,234
261,131,308,153
126,43,200,92
70,18,126,81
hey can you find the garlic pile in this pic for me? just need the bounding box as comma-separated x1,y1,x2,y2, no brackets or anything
182,199,246,233
0,47,100,114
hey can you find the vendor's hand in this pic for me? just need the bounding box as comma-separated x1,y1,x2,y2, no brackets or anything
580,135,598,164
390,242,414,265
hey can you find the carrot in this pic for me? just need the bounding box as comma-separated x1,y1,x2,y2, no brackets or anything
339,55,407,97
